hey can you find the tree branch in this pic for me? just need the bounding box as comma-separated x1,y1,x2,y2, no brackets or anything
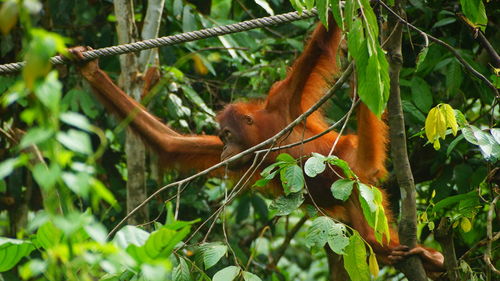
384,1,427,280
456,13,500,68
435,217,460,280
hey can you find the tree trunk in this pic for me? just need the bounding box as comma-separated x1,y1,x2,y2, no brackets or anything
114,0,147,225
114,0,165,225
384,1,428,280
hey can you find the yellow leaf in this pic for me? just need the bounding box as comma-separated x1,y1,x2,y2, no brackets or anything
425,107,438,142
192,54,208,75
431,190,436,199
369,252,379,277
428,221,435,230
433,139,440,150
435,106,447,140
461,218,472,232
421,212,428,222
0,0,19,35
442,104,458,136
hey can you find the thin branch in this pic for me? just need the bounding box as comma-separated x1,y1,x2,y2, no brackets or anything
272,215,308,264
255,100,360,154
484,195,500,275
106,62,354,238
456,13,500,68
459,231,500,261
378,0,499,97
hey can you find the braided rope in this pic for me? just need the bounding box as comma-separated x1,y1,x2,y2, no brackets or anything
0,9,317,75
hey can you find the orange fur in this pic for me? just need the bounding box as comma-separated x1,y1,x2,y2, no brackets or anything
75,17,443,278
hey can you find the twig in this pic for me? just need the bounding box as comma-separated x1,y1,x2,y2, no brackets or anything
106,62,354,238
456,13,500,68
272,215,308,264
484,195,500,275
378,0,499,97
255,100,360,153
460,231,500,260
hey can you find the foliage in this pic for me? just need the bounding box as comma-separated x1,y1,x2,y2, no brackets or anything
0,0,498,280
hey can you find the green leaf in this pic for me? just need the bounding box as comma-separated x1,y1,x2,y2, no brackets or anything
34,71,62,113
182,5,197,32
0,0,19,35
289,0,304,13
411,76,433,112
280,164,304,195
173,257,191,281
330,0,343,29
402,100,426,123
20,127,54,149
0,238,35,272
167,93,191,118
276,153,296,164
0,158,18,180
306,216,348,254
62,172,90,198
242,271,262,281
269,192,304,216
460,0,487,31
57,129,92,155
255,0,274,16
432,191,475,213
60,112,92,132
213,266,240,281
113,226,150,249
446,60,463,95
35,221,62,249
32,163,61,191
181,85,215,116
331,179,355,201
304,155,326,177
415,47,428,72
343,233,370,281
317,0,330,28
325,156,355,179
211,0,231,18
368,251,379,277
358,183,376,214
200,242,228,269
432,17,456,28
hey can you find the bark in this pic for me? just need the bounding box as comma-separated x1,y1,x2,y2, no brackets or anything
385,1,427,280
114,0,148,225
435,218,460,280
138,0,165,69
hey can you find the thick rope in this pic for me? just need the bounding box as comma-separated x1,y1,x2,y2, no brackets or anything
0,9,317,75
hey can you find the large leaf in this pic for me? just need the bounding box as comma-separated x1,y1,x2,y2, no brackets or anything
411,76,433,112
460,0,487,31
330,179,355,201
173,257,191,281
113,226,150,249
200,242,228,270
306,216,349,254
269,192,304,216
0,238,35,272
0,158,18,180
242,271,262,281
343,233,370,281
304,154,326,177
280,164,304,194
57,129,92,155
213,265,240,281
35,221,62,249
